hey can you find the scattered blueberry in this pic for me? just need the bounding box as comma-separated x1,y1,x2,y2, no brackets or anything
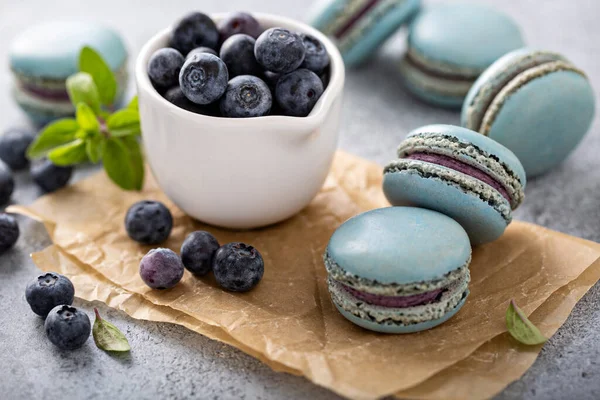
275,69,324,117
170,12,219,55
25,272,75,317
180,231,220,276
164,86,217,115
218,12,262,42
139,248,184,289
45,305,91,350
186,46,217,60
0,161,14,205
213,242,264,292
262,70,280,90
255,28,306,73
299,34,329,73
219,34,262,78
125,200,173,245
148,48,184,89
0,128,35,170
30,160,73,193
220,75,272,118
0,213,19,253
179,53,229,105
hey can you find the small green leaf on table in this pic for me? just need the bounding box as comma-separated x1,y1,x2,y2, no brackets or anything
506,299,548,345
93,308,130,352
107,109,141,137
27,119,80,159
47,139,88,166
79,46,118,107
66,72,101,114
76,103,100,132
102,136,144,191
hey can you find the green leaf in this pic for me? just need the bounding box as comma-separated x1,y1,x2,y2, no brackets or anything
86,135,104,163
27,119,80,159
127,96,138,111
102,137,144,191
48,139,88,166
66,72,101,113
79,46,118,107
107,109,140,137
93,308,130,352
76,103,99,132
506,300,547,345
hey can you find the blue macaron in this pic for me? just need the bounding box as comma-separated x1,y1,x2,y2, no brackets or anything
462,48,596,178
399,3,524,108
9,22,128,125
309,0,421,67
383,125,526,245
325,207,471,334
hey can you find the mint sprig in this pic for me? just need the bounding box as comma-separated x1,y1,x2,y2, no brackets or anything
27,47,144,191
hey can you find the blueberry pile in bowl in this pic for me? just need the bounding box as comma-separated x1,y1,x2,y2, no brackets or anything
147,11,330,118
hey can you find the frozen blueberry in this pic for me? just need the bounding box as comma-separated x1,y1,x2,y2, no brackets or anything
147,48,184,89
262,71,280,90
25,272,74,317
213,242,264,292
0,213,19,253
30,160,73,193
179,53,229,105
218,12,262,42
0,161,14,205
170,12,219,55
186,46,217,60
255,28,306,73
180,231,220,276
219,34,261,78
0,128,35,170
299,34,329,73
164,86,216,115
125,200,173,245
139,248,184,289
45,305,91,350
275,69,324,117
220,76,272,118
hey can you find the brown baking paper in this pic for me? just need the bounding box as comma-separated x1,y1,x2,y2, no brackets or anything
10,151,600,400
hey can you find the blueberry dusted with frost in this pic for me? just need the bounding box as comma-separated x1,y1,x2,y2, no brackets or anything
125,200,173,245
180,231,220,276
218,12,262,42
30,160,73,192
186,46,217,60
213,242,264,292
0,128,35,170
164,86,215,115
219,34,261,78
139,248,184,289
147,48,184,89
169,12,219,55
0,161,14,205
179,53,229,105
0,213,19,253
220,76,272,118
255,28,306,73
299,34,329,73
275,69,324,117
25,272,74,317
45,305,91,350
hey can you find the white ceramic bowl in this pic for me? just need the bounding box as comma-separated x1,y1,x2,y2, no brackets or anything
135,13,345,229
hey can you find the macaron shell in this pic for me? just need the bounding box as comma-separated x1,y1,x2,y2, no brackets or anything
399,68,467,108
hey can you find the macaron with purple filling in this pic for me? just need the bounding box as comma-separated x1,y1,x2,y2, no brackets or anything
325,207,471,334
9,22,128,125
383,125,526,245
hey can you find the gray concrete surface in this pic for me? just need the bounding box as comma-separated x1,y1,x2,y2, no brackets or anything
1,0,599,399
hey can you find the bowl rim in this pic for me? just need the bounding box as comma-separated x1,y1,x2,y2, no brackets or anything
135,12,345,127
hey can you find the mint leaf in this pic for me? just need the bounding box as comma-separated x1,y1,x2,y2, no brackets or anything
121,136,145,190
86,135,103,163
102,137,144,190
93,308,130,352
66,72,101,113
107,109,140,137
506,300,547,345
27,119,79,159
127,96,138,111
48,139,88,166
79,46,118,107
76,103,99,132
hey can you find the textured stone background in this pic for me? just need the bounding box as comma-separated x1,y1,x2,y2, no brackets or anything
1,0,599,399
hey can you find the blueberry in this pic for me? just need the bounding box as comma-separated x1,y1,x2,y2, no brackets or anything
179,53,229,105
139,248,184,289
255,28,306,73
45,305,90,350
0,161,14,205
220,76,272,118
186,46,217,60
262,71,280,90
125,200,173,245
0,213,19,253
319,68,330,89
299,34,329,73
25,272,74,317
213,242,264,292
147,48,184,89
170,12,219,55
30,160,73,193
275,69,324,117
164,86,216,115
219,34,261,78
180,231,220,276
0,128,35,170
218,12,262,42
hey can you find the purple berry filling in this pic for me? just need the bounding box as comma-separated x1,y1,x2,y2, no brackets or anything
21,84,70,101
342,284,444,308
334,0,380,39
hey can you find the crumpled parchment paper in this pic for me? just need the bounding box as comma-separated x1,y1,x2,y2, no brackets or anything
10,151,600,400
